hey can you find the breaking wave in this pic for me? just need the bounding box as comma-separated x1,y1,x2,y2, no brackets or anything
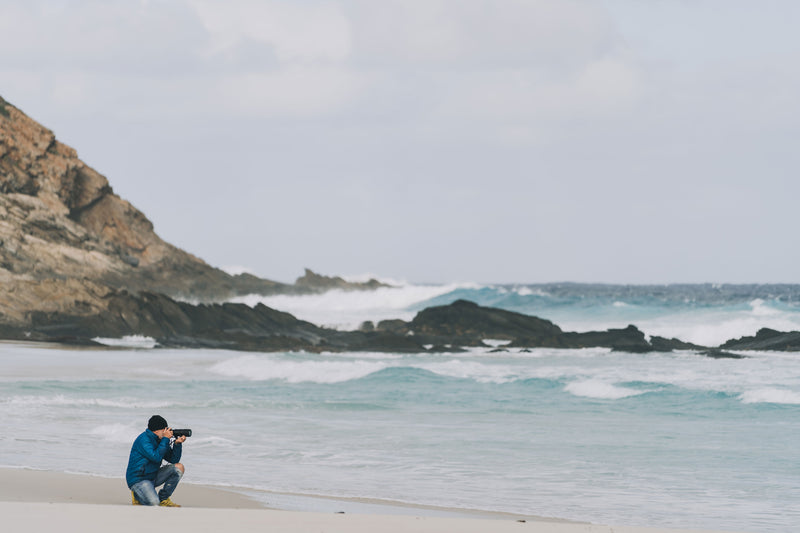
1,395,166,409
564,379,647,400
739,388,800,405
229,281,482,330
92,335,158,349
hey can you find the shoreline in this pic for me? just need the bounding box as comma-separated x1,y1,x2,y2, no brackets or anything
0,466,560,520
0,467,262,508
0,467,745,533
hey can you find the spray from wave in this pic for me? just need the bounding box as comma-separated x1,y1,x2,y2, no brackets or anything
230,281,482,330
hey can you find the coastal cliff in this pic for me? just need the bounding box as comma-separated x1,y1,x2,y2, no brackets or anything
0,95,382,335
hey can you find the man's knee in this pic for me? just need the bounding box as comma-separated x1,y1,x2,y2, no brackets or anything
132,482,159,505
141,494,159,506
174,463,185,475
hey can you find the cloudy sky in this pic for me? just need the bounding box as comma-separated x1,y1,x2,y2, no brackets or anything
2,0,799,284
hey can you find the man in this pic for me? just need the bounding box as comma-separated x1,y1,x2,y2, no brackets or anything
126,415,186,507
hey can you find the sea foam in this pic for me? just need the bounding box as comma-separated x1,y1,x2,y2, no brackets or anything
92,335,158,349
739,388,800,405
414,359,520,384
564,379,646,400
3,395,166,409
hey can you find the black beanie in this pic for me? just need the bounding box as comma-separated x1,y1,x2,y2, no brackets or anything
148,415,168,431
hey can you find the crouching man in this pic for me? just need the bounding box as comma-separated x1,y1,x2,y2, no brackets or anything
126,415,186,507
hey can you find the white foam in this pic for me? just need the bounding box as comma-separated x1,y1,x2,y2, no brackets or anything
92,335,158,349
739,388,800,405
564,379,645,400
230,281,482,330
210,355,387,383
2,395,166,409
749,298,779,317
511,286,550,297
414,360,520,384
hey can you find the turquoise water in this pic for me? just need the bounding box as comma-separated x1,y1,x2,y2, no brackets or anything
1,339,799,532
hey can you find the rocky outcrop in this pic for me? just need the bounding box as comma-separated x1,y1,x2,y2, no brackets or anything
649,336,705,352
400,299,564,347
0,287,428,353
700,349,746,359
0,295,697,354
21,290,328,351
294,268,389,292
0,284,791,356
557,325,653,352
719,328,800,351
0,96,393,334
376,300,700,353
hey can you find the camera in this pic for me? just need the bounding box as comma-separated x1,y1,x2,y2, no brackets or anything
171,429,192,438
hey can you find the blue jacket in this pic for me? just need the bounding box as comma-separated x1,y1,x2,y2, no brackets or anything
125,429,182,488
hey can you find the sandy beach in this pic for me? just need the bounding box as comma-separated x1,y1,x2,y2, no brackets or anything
0,468,744,533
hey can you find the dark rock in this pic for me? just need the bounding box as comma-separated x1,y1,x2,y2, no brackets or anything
702,349,747,359
427,345,467,353
294,268,390,292
559,324,652,352
375,319,408,334
720,328,800,351
410,299,563,347
25,290,329,352
401,301,658,353
649,336,706,352
327,330,425,353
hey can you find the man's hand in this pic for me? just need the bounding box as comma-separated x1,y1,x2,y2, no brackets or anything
163,427,174,439
175,435,187,444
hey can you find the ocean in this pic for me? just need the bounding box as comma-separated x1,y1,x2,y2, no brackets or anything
2,282,800,532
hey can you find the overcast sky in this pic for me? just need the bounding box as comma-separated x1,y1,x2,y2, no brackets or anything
2,0,799,284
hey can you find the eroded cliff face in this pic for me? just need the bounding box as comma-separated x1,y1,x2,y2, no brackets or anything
0,96,283,328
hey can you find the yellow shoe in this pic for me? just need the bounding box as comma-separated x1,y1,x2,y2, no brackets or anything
131,491,140,505
159,498,181,507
